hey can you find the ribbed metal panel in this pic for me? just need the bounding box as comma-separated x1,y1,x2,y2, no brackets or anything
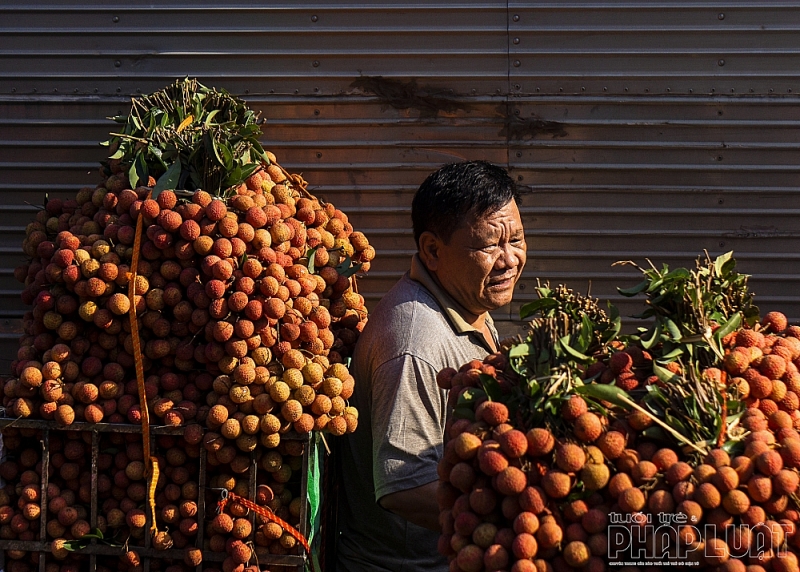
510,1,800,95
2,1,800,364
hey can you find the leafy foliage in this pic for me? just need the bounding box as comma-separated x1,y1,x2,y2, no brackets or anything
506,283,627,431
615,251,757,454
101,78,268,196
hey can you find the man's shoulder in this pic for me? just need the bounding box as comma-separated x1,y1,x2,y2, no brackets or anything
353,274,467,373
370,274,453,327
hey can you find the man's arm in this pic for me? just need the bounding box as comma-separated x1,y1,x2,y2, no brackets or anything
378,480,441,532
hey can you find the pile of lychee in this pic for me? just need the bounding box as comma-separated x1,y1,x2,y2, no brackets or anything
2,154,369,570
437,311,800,571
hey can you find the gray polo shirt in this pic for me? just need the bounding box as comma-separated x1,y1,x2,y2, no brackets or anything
335,255,497,572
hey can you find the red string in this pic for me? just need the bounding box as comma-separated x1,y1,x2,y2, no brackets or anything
217,490,316,572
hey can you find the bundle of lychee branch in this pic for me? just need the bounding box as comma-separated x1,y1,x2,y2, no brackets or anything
2,78,371,572
437,252,800,571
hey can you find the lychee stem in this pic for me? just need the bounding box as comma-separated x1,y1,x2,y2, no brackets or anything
616,394,705,454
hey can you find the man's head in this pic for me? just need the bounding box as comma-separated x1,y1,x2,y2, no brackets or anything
412,161,527,320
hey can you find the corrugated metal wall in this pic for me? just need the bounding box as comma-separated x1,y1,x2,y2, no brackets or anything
1,1,800,364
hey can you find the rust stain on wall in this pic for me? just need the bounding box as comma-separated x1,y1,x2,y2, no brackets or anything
501,109,568,140
349,76,472,119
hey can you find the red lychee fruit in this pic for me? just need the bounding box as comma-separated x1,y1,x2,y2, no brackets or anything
561,395,588,421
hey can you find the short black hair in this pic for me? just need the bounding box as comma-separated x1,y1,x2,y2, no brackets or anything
412,160,521,246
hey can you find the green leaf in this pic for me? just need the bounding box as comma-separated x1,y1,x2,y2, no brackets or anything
575,384,632,409
306,246,319,274
660,347,684,361
559,338,591,362
617,280,649,297
204,109,220,127
518,298,559,319
479,373,502,402
457,387,486,408
664,318,682,342
576,314,593,353
641,322,662,350
339,262,363,279
653,362,681,386
453,405,475,421
641,426,669,441
714,312,742,343
128,158,140,189
714,251,734,276
508,343,533,358
152,161,182,198
108,148,125,160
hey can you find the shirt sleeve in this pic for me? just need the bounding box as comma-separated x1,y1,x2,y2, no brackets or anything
370,353,447,501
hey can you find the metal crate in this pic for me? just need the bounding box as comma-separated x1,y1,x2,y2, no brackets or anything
0,418,311,572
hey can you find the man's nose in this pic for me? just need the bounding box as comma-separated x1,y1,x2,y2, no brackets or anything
497,242,522,269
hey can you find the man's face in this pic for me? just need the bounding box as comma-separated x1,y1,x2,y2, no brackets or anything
429,200,526,318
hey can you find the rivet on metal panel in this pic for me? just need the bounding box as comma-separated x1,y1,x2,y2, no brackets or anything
32,88,37,93
136,88,141,93
245,89,249,94
624,87,628,92
314,87,320,92
689,88,694,93
718,13,725,20
718,59,725,66
116,88,121,93
11,87,15,92
512,14,520,22
581,87,585,92
311,15,318,22
789,89,793,93
750,88,754,93
314,109,320,115
514,84,520,90
717,156,723,161
295,89,300,94
535,87,540,92
718,199,724,205
114,60,121,67
517,176,523,181
514,109,520,115
316,153,322,159
513,38,520,44
731,88,735,93
513,60,521,67
559,87,563,92
312,60,320,67
270,89,275,94
719,242,725,247
711,88,715,93
113,15,119,23
515,152,522,158
603,87,607,92
53,89,58,93
518,283,525,290
74,88,79,93
770,88,774,93
644,88,649,93
666,88,671,92
471,89,477,94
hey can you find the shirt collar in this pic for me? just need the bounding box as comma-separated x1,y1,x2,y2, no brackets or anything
409,253,495,338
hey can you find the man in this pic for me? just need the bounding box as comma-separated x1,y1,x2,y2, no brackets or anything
335,160,527,571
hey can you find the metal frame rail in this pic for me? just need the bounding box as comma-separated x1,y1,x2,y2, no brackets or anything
0,418,309,572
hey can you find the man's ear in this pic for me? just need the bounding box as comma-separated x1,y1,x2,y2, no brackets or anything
417,231,441,273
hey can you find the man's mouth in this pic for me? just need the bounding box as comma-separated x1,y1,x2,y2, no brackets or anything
487,273,516,288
